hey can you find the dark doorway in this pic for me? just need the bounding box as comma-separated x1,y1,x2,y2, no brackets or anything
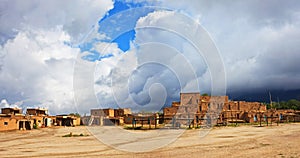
19,121,24,130
25,121,31,130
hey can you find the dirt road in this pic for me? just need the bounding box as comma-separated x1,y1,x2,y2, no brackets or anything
0,123,299,158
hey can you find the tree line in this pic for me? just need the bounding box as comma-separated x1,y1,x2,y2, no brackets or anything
266,99,300,110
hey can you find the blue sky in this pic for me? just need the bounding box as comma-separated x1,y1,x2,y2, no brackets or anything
81,0,155,61
98,0,139,52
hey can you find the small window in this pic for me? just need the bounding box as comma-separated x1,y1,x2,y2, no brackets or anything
4,122,8,126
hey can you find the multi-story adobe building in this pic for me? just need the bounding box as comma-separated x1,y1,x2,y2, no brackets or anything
0,107,33,131
82,108,132,126
163,92,271,127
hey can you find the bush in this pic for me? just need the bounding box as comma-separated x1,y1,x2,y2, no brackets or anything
33,124,38,129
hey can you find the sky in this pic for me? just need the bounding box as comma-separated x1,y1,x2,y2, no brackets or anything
0,0,300,115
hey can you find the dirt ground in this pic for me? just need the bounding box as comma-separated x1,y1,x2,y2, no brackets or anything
1,123,300,158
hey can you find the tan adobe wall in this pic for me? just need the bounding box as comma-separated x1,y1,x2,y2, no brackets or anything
1,108,22,115
27,109,47,116
223,102,239,111
31,116,45,127
199,102,209,112
0,118,18,131
123,108,131,115
164,106,178,117
73,117,81,126
176,104,198,115
103,109,114,117
114,109,123,117
80,116,90,125
0,117,33,131
91,109,105,116
114,108,131,117
210,96,229,103
180,93,201,105
172,102,181,106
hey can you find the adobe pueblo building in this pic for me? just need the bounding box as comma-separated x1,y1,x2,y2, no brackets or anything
163,92,300,128
81,108,132,126
0,107,33,131
0,107,81,132
81,108,160,128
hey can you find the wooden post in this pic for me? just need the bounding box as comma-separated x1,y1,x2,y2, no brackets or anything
271,115,273,126
188,113,191,129
148,118,151,129
196,116,199,128
172,116,175,128
259,113,262,127
132,117,135,128
235,113,238,126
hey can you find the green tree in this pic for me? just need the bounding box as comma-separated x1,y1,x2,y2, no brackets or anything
69,113,81,117
287,99,300,110
202,93,209,96
272,99,300,110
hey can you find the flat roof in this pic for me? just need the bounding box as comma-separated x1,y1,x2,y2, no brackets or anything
1,107,21,110
27,108,48,111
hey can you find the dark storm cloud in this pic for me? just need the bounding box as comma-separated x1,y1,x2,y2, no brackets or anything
207,1,300,92
128,63,181,106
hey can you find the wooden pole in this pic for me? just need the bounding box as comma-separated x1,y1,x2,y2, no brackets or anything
260,113,262,127
132,117,134,128
141,118,143,127
236,112,238,126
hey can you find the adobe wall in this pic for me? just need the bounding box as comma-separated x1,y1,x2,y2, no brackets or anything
172,102,180,107
180,93,201,105
238,102,266,112
164,106,178,117
91,109,106,117
103,109,115,117
0,118,18,131
0,117,33,131
73,117,81,126
114,109,123,117
1,108,22,115
199,102,209,112
176,104,198,115
123,108,132,115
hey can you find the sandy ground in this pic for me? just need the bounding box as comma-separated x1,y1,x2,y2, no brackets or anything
1,123,300,158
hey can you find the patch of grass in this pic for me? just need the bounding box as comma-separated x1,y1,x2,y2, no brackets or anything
62,134,71,137
33,124,38,129
260,143,270,147
123,125,161,130
62,133,89,137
